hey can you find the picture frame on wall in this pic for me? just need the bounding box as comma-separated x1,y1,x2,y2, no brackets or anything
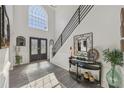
120,8,124,37
0,5,10,49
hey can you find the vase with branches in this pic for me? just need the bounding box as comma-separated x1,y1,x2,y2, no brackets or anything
103,48,123,88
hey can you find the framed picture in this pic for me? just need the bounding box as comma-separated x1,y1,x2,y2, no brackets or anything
0,5,10,49
120,8,124,37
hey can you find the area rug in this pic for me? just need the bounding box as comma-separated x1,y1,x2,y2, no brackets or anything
21,73,64,88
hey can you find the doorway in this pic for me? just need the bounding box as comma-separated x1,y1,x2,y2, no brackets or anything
30,37,47,62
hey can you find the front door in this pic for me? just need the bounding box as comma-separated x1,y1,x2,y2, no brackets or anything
30,37,47,62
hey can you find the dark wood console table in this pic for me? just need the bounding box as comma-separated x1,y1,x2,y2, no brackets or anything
69,56,102,85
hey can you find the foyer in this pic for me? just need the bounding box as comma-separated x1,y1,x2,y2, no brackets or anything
0,5,124,88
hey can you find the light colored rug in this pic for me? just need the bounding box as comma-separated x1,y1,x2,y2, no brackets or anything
21,73,64,88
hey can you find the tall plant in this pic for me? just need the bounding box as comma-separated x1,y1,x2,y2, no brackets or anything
103,48,123,83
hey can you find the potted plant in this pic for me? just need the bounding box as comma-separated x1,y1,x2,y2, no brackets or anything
15,55,22,65
103,48,123,88
15,46,22,65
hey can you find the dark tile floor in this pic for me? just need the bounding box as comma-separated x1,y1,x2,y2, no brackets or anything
9,61,101,88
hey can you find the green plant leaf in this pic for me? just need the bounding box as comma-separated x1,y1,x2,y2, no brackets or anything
103,48,123,65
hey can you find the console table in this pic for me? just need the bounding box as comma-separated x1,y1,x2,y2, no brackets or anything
69,56,102,85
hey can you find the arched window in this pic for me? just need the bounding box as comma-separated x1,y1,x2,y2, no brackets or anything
29,6,48,31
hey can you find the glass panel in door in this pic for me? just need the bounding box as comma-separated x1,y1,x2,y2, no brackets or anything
31,39,38,55
40,40,46,54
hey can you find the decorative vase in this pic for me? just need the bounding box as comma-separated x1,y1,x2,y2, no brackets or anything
106,65,122,88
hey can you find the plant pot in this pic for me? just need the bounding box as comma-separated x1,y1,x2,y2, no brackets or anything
106,66,122,88
15,55,22,65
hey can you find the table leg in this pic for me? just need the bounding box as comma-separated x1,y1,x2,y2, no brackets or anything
76,64,78,80
99,67,102,85
69,63,71,72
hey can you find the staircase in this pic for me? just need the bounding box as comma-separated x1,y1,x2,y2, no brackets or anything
52,5,94,56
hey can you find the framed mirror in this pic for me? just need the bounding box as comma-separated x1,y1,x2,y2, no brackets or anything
73,32,93,57
16,36,26,46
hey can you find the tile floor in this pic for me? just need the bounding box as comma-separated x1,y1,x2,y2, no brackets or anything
9,61,101,88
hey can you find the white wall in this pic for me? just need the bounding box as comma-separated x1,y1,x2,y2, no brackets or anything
55,5,78,41
9,6,55,66
52,6,124,87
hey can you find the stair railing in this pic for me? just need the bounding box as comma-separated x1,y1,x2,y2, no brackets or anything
52,5,94,56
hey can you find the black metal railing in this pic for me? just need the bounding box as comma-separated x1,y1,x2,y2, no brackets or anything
52,5,94,56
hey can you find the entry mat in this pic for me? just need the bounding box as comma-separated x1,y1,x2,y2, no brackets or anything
21,73,65,88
